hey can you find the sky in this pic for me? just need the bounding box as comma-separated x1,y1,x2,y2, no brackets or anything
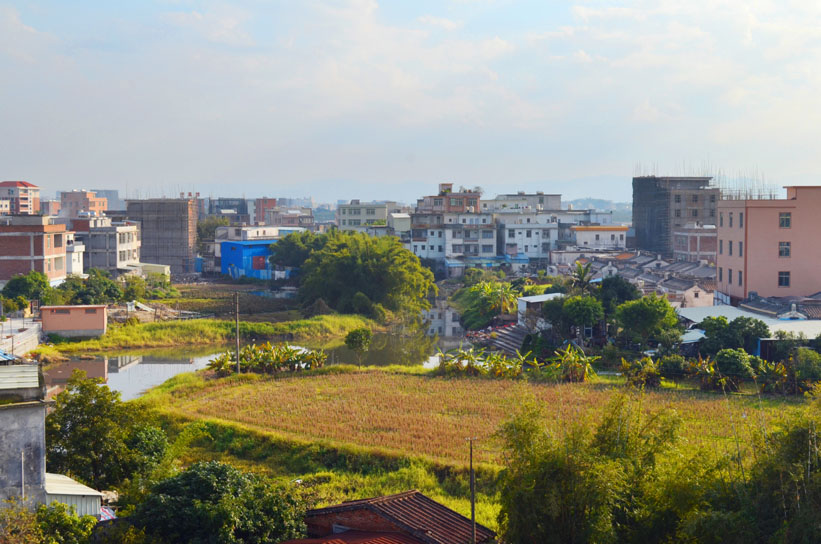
2,1,821,204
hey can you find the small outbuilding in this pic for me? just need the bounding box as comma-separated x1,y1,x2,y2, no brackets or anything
41,305,107,338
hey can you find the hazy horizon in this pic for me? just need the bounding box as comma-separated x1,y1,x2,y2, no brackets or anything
3,1,820,203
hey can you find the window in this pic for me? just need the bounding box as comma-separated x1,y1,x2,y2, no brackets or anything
55,309,70,314
739,241,743,256
674,194,681,203
438,246,443,252
366,208,375,215
508,229,514,239
710,194,716,203
710,209,715,217
739,212,743,228
778,271,791,287
433,198,443,207
438,231,442,238
719,267,723,282
779,241,791,257
482,230,493,239
595,234,600,240
610,234,615,241
729,213,733,227
85,308,97,314
450,198,462,207
719,239,723,254
526,230,532,238
720,213,724,227
728,268,733,284
620,234,624,240
524,245,528,252
738,270,742,285
482,244,493,253
692,209,698,217
779,212,791,228
692,194,698,203
728,241,733,256
675,209,681,218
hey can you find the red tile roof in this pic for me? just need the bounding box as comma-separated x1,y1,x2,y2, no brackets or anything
281,530,423,544
304,490,495,544
0,181,38,188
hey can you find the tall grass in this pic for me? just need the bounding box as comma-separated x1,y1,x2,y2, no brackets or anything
50,315,375,353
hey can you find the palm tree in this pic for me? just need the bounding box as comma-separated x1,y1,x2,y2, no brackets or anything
572,262,594,294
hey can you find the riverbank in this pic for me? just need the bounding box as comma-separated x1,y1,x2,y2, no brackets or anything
32,314,377,354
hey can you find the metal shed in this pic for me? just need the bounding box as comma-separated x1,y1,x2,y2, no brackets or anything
45,473,103,518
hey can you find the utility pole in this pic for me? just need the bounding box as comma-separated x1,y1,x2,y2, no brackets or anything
235,291,241,374
466,437,477,544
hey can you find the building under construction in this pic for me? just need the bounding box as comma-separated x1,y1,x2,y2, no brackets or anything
632,176,718,257
126,198,197,274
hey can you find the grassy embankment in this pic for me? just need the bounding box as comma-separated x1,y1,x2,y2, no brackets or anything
141,366,806,530
34,315,376,355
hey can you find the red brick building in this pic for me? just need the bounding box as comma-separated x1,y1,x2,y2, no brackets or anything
0,216,69,285
282,490,495,544
0,181,40,215
254,197,278,224
416,184,481,214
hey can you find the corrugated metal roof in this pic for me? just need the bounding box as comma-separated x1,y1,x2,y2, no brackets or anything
307,490,495,544
0,364,39,390
0,349,18,362
45,473,102,497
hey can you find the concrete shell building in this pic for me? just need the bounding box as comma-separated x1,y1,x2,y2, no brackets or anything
126,198,197,275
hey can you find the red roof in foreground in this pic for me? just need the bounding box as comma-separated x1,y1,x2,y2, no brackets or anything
281,530,423,544
0,181,38,188
303,490,495,544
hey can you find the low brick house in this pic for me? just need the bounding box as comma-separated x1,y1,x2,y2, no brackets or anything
281,490,496,544
41,305,107,338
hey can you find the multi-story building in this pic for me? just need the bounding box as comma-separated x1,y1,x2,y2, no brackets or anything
673,223,717,264
88,189,125,210
209,197,250,224
39,200,61,216
716,186,821,303
496,213,559,262
71,216,141,275
0,199,10,215
254,197,278,224
416,183,481,213
337,200,400,231
266,207,315,230
60,190,108,219
570,225,628,249
632,176,718,257
481,191,561,212
126,198,197,274
0,181,40,215
409,212,497,275
0,215,69,286
65,232,84,276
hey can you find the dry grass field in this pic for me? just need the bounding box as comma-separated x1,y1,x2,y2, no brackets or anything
148,368,805,466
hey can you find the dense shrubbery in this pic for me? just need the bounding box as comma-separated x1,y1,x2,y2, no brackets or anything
0,501,97,544
208,343,327,376
451,281,518,330
621,356,662,389
436,345,598,383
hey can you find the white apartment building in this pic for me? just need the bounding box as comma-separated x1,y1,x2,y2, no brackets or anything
337,200,401,231
409,212,496,262
570,225,628,249
65,232,85,276
496,213,560,261
481,191,562,212
71,216,141,275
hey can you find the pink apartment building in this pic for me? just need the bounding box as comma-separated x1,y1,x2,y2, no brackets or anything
716,186,821,303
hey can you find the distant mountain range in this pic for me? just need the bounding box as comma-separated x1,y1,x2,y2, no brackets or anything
566,198,632,223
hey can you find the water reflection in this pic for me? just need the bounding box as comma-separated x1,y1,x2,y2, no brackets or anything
43,304,467,400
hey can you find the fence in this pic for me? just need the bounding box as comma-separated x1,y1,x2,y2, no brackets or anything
0,319,42,357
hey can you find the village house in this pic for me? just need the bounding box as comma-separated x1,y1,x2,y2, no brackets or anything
41,305,107,338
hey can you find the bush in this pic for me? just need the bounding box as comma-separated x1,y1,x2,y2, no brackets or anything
36,502,97,544
714,348,755,390
621,357,662,389
658,354,687,381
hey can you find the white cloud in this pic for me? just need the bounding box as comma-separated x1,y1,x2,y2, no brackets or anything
418,15,463,31
163,7,253,46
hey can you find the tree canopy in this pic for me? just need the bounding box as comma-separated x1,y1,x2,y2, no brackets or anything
296,231,436,318
698,316,770,356
615,294,680,349
268,230,330,268
133,461,305,544
597,275,641,315
45,370,167,490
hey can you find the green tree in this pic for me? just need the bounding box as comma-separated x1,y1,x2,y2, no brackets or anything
45,370,167,489
268,230,329,268
699,316,770,356
0,500,44,544
714,348,755,390
597,275,640,315
571,261,595,295
299,232,436,318
133,461,305,544
58,269,122,305
122,275,147,301
615,294,679,349
196,215,229,254
2,270,50,300
563,296,604,344
36,502,97,544
345,327,373,366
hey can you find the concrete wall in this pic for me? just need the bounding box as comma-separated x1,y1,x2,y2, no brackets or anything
0,402,47,503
